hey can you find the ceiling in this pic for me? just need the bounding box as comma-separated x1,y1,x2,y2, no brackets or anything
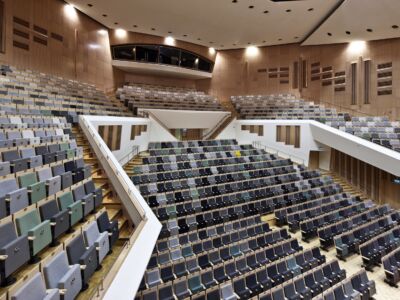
67,0,400,49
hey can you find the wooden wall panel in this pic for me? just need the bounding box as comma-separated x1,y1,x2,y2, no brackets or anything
0,0,123,93
330,149,400,208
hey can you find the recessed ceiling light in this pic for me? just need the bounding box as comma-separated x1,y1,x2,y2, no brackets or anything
392,25,399,29
232,0,237,3
183,34,187,37
278,38,282,41
366,28,373,32
327,32,332,36
197,38,201,40
294,36,298,39
247,42,251,45
286,9,291,12
263,10,269,14
151,28,156,31
133,25,138,28
262,40,266,43
168,31,172,34
87,4,93,7
233,43,237,46
114,22,118,25
209,41,214,44
102,14,107,17
249,6,254,9
345,31,351,35
308,8,314,11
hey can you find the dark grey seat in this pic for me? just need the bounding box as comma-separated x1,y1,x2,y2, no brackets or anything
2,150,28,173
52,164,72,189
39,200,70,246
0,220,30,286
73,185,94,216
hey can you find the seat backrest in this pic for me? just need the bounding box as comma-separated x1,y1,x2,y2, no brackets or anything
73,184,86,201
15,209,41,235
220,283,236,299
58,191,74,209
2,150,20,161
43,251,70,288
20,148,36,159
83,221,100,246
51,164,65,176
10,272,49,300
37,167,53,181
0,178,18,197
0,220,18,247
66,234,86,264
18,173,37,188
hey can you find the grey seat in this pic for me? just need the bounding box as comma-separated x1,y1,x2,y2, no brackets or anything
84,180,103,209
43,251,82,300
0,178,29,216
83,221,109,264
2,150,28,173
37,168,61,196
0,161,10,177
174,277,191,299
10,272,59,300
220,282,239,300
146,268,162,288
39,200,70,245
51,164,72,189
73,184,94,216
0,220,30,286
20,148,43,169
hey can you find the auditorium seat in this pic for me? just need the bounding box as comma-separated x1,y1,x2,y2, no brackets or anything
0,220,30,286
15,208,52,261
43,251,82,300
66,234,98,290
57,191,83,227
39,199,70,246
83,221,110,265
10,272,59,300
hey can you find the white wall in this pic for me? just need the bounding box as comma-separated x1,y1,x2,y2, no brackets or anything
141,109,231,130
233,120,322,166
218,119,400,176
87,115,177,165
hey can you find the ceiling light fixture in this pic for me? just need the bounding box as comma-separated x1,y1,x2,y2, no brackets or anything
165,36,175,46
115,29,127,38
245,46,259,57
348,41,366,54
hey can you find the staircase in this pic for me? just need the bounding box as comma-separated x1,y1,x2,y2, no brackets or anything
321,170,369,201
72,125,133,238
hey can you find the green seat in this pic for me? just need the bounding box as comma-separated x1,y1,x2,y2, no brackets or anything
188,275,205,294
190,189,199,199
166,206,177,218
59,143,69,151
230,245,241,257
18,173,46,204
66,149,75,159
58,191,83,226
182,245,194,258
15,209,51,256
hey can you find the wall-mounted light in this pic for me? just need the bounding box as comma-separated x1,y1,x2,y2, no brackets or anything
209,47,216,55
115,29,127,38
348,41,366,55
245,46,259,57
195,58,199,64
89,43,100,49
64,4,78,20
98,29,108,36
165,36,175,46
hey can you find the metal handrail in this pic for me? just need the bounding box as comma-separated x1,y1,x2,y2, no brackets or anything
252,141,305,165
118,145,140,166
202,113,232,140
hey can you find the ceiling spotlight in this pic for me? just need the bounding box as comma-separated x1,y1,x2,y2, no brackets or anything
209,47,216,55
64,4,78,20
115,29,127,38
165,36,175,46
348,41,366,54
245,46,259,57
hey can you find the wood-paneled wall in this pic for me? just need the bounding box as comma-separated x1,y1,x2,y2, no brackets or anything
196,39,400,120
0,0,123,93
330,149,400,208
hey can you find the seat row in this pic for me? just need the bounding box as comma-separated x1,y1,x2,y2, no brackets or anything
318,204,393,250
148,144,252,157
0,158,99,221
4,210,118,299
139,246,325,300
335,211,400,260
300,201,373,242
148,140,237,150
0,115,70,129
0,128,70,149
0,140,81,175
